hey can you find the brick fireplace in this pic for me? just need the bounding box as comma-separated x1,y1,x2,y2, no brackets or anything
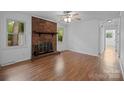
32,17,58,59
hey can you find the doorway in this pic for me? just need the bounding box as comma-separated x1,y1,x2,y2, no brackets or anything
105,29,116,51
99,18,121,58
99,18,121,77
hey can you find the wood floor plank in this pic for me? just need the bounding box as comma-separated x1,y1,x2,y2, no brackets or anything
0,50,123,81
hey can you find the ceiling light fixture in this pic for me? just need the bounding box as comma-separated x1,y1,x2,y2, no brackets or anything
64,16,71,23
107,19,112,23
58,11,81,23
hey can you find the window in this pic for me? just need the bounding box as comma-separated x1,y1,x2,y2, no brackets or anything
106,32,113,38
7,20,25,46
58,27,64,42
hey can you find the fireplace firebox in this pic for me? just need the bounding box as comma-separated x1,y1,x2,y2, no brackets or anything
33,42,53,56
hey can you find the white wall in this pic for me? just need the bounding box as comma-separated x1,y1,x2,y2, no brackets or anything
120,12,124,69
67,20,99,56
0,12,32,66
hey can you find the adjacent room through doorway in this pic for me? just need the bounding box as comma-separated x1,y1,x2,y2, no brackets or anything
105,29,116,50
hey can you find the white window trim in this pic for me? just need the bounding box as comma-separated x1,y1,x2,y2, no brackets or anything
6,19,26,49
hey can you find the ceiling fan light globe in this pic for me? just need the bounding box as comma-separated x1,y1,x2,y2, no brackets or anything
68,17,71,23
64,17,71,23
64,18,68,22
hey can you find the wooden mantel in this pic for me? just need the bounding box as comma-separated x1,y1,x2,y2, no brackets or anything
33,31,57,36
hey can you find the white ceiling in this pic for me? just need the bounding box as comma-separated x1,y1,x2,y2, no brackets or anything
23,11,120,22
79,11,120,21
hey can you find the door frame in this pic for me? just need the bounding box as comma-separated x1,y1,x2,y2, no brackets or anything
99,17,121,58
104,29,116,50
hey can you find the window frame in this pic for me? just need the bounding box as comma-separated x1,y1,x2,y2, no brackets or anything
6,19,26,48
57,27,64,42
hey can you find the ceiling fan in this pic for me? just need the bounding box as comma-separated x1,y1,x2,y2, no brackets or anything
58,11,81,23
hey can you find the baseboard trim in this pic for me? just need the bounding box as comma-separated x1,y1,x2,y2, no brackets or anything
1,59,31,67
119,59,124,80
67,49,98,57
60,50,70,53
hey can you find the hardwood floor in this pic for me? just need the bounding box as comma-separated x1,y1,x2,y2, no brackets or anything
0,50,123,81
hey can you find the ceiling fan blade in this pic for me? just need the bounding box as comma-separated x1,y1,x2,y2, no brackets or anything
75,17,81,20
57,11,81,23
72,13,79,16
72,13,80,17
71,16,81,20
72,15,81,20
